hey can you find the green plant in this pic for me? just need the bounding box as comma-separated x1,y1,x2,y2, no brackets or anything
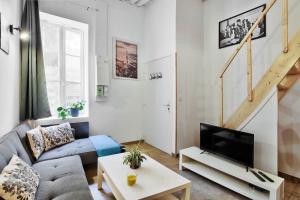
57,106,70,120
123,144,146,169
70,101,85,111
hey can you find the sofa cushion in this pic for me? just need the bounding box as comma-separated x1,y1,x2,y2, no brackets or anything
13,122,36,163
0,155,39,200
41,123,75,151
32,156,93,200
42,122,90,139
37,138,97,165
89,135,122,157
0,131,32,172
27,126,45,159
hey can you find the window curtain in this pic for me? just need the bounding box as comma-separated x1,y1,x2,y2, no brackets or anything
20,0,51,120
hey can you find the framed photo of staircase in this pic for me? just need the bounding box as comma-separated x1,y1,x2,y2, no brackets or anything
219,4,266,49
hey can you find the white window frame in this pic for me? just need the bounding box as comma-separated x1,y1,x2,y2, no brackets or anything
40,12,89,117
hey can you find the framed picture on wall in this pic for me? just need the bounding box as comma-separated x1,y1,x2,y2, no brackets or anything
0,13,10,54
219,4,266,49
113,38,138,80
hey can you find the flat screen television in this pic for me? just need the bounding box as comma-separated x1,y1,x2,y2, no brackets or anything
200,123,254,168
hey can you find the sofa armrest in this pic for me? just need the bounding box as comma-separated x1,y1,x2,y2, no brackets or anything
70,122,89,139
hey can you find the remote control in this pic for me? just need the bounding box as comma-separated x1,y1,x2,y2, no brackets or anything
258,171,274,182
250,170,265,182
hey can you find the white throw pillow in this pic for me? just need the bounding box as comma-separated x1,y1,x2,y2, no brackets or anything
40,122,75,151
0,155,40,200
27,126,45,159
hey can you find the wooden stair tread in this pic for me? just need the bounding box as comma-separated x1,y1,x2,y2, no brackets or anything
278,74,300,90
287,66,300,75
295,59,300,68
287,59,300,74
277,74,300,100
224,29,300,129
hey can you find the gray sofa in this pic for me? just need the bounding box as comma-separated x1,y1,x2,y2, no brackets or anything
0,122,97,200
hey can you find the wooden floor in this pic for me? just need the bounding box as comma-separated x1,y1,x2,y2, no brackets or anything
85,142,300,200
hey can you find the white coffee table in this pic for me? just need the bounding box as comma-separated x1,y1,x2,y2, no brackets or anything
97,153,191,200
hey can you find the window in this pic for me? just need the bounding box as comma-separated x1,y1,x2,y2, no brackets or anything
40,12,88,116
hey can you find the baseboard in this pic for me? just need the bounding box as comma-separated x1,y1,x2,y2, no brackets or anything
278,172,300,183
121,140,144,145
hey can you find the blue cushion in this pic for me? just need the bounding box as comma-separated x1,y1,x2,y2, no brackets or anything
89,135,121,157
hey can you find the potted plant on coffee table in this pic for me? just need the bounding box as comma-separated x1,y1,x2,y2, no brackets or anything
123,144,147,169
70,101,85,117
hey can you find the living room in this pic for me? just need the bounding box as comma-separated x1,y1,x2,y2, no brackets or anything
0,0,300,200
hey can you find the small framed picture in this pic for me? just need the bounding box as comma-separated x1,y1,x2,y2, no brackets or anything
219,4,266,49
113,38,138,80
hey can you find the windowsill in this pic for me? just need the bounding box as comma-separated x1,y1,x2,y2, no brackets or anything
34,115,89,126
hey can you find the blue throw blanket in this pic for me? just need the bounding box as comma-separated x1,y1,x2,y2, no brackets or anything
89,135,121,157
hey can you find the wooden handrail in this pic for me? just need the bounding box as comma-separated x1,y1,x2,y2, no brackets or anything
219,0,277,78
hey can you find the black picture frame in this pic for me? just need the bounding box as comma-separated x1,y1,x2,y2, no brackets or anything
219,4,266,49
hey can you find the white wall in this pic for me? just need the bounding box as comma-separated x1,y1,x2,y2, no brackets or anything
39,0,145,143
143,0,176,62
142,0,177,153
143,0,205,153
279,81,300,178
176,0,204,151
240,89,278,174
0,0,22,135
91,1,145,143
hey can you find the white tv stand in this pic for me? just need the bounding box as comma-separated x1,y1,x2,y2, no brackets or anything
179,147,284,200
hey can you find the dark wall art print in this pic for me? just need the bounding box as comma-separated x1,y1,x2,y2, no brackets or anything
219,4,266,49
0,13,9,54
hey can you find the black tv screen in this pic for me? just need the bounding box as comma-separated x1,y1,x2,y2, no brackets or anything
200,123,254,168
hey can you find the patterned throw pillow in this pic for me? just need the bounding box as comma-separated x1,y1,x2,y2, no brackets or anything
0,155,40,200
40,123,75,151
27,126,45,159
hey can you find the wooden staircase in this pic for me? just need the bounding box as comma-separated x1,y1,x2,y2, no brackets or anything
224,31,300,129
219,0,300,129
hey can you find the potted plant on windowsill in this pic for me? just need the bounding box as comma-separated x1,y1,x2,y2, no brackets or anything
57,106,70,120
123,144,147,169
70,101,85,117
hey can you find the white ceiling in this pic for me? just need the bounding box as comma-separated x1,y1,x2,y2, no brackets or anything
119,0,152,7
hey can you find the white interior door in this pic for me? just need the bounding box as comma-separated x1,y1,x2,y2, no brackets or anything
143,55,176,155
